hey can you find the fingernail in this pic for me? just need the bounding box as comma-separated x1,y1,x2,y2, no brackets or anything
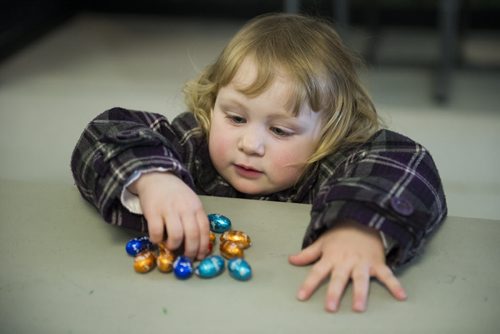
297,290,307,301
354,301,365,312
326,301,337,312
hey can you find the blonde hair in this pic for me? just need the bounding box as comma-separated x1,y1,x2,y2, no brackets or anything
184,13,380,164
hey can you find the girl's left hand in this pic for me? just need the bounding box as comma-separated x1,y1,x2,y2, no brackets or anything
288,220,407,312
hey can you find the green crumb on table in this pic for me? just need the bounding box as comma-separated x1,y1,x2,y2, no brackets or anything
162,307,167,315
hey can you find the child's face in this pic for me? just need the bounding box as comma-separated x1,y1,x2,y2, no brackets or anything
208,57,322,195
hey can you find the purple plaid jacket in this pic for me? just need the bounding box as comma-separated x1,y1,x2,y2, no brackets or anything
71,107,447,268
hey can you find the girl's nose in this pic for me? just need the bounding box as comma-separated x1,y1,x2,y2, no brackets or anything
238,129,265,156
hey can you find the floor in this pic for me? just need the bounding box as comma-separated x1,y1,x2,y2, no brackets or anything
0,13,499,220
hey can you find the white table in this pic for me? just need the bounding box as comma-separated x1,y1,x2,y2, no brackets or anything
1,179,498,333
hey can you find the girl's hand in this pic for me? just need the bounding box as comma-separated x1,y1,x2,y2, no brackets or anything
128,172,210,260
288,220,407,312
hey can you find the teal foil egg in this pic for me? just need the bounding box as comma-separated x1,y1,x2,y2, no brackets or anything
195,255,225,278
228,258,252,281
208,214,232,233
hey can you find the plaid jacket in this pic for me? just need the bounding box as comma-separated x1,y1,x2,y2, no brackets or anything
71,107,447,268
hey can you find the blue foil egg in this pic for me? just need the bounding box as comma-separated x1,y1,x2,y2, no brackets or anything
208,214,232,233
195,255,225,278
173,256,193,280
125,236,152,256
228,258,252,281
138,236,154,250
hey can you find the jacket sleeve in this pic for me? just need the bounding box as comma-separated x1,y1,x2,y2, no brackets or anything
70,107,195,232
304,130,448,269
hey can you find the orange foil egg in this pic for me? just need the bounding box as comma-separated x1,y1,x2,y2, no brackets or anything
209,232,216,245
134,250,156,273
220,240,244,259
208,232,216,254
157,249,176,273
220,230,252,249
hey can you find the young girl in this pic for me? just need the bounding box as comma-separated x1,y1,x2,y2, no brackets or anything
71,13,447,313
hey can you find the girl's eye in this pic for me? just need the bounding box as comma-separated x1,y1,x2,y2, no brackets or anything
226,115,246,124
271,127,293,137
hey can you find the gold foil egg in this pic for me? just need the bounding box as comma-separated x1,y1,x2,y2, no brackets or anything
157,249,176,273
134,250,156,273
157,241,169,252
220,240,244,259
220,230,251,249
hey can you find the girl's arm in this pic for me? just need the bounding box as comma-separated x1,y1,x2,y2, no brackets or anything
290,129,447,311
305,129,447,269
70,107,197,232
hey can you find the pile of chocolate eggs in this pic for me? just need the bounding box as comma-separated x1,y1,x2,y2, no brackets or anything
125,213,252,281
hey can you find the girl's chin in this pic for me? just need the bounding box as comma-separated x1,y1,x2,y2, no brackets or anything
233,184,268,195
229,179,267,195
230,178,286,196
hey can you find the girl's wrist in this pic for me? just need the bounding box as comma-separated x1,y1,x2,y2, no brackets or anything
128,171,169,195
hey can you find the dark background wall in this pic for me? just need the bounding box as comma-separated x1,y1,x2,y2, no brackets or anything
2,0,499,62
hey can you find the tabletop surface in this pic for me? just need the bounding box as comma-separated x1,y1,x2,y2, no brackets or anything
1,179,499,333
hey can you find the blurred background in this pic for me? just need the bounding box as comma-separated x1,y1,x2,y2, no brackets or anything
1,0,499,220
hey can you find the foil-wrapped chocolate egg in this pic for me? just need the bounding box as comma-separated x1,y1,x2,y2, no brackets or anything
209,231,216,245
220,230,251,249
228,258,252,281
157,249,176,273
126,236,152,256
208,214,232,233
173,256,193,279
220,240,244,259
157,241,168,252
133,250,156,273
207,232,216,254
195,255,225,278
138,236,154,246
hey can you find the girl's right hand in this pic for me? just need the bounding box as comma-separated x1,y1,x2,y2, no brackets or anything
128,172,210,260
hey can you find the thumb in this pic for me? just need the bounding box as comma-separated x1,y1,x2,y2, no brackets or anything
288,240,322,266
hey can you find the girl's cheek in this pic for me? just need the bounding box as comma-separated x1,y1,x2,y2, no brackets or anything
209,131,229,158
272,143,311,170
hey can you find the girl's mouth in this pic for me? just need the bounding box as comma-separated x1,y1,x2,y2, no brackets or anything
233,164,263,179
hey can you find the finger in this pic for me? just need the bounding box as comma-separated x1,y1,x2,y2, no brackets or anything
143,210,165,244
297,259,331,301
372,265,407,301
350,264,371,312
196,210,210,260
324,265,352,312
165,213,184,251
288,241,322,266
182,214,200,259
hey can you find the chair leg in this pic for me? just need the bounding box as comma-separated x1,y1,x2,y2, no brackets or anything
332,0,349,39
363,0,381,65
435,0,460,103
284,0,300,14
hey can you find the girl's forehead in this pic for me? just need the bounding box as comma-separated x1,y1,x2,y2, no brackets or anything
221,55,319,118
230,57,258,87
230,57,289,89
228,70,296,111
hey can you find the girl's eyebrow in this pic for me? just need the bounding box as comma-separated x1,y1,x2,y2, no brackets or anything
218,89,302,121
217,97,248,111
220,99,298,122
270,116,307,132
